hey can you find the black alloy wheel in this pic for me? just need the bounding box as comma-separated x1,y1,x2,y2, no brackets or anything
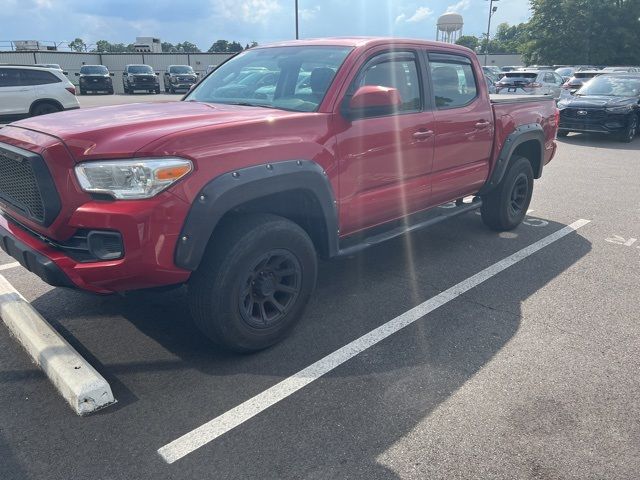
239,249,302,329
508,173,529,218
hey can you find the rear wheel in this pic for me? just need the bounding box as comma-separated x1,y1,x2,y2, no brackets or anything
481,156,534,231
188,213,317,352
619,115,637,143
30,101,61,116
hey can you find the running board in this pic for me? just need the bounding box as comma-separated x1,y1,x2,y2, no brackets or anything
337,199,482,257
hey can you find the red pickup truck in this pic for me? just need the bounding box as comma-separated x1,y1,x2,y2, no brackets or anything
0,38,558,351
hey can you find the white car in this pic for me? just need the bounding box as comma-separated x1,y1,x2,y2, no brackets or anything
495,70,564,99
0,65,79,122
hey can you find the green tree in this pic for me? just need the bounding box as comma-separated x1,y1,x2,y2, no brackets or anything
208,40,229,52
161,42,176,53
68,37,87,52
176,41,201,52
228,41,243,52
455,35,480,51
522,0,640,65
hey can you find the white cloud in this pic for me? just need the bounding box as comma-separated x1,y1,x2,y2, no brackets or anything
219,0,282,24
446,0,470,13
300,5,320,21
395,6,433,24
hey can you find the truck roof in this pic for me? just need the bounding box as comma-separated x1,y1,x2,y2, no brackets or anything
257,37,474,53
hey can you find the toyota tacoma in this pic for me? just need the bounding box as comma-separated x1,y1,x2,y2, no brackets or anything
0,38,559,351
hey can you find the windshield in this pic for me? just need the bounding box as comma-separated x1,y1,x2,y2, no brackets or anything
556,68,573,76
169,66,194,74
128,65,154,74
80,65,108,75
185,45,352,112
577,76,640,96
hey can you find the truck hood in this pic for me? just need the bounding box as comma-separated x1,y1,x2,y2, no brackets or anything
10,101,297,161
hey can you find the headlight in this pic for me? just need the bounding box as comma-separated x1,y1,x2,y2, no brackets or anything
75,158,192,199
557,101,569,110
606,105,634,114
170,77,177,83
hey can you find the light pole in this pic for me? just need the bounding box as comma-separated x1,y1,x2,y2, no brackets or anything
484,0,499,66
295,0,299,39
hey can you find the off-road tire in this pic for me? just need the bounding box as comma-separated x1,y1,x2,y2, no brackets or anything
188,213,317,352
481,155,534,231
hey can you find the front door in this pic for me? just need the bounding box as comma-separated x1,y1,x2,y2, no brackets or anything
334,50,436,236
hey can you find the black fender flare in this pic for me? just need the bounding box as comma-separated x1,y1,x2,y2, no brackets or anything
175,160,339,271
478,123,545,196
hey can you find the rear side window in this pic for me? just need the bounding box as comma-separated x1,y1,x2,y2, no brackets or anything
20,69,61,86
429,53,478,109
543,72,556,83
0,69,21,87
352,51,422,114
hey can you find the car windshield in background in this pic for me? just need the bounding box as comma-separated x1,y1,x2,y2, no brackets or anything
577,76,640,96
128,65,153,74
185,45,353,112
170,66,194,74
80,65,108,75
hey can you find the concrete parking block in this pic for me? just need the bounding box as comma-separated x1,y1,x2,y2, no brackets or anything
0,274,115,415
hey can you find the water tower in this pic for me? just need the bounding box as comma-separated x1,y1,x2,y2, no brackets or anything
436,13,464,43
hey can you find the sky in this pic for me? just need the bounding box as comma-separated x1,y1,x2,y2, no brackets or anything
0,0,532,51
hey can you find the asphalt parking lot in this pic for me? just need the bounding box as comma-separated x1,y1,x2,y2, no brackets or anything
1,97,639,479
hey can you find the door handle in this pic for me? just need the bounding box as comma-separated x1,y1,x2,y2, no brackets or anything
475,120,491,129
412,130,434,140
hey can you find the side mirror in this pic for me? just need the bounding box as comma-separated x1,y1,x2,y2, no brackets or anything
74,72,79,76
345,86,402,120
155,72,159,76
122,72,128,76
63,71,69,76
110,72,115,77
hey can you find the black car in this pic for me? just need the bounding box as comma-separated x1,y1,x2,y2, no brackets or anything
163,65,198,94
123,64,160,94
558,74,640,142
75,65,114,95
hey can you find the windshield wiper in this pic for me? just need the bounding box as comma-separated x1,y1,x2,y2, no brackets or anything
224,102,278,109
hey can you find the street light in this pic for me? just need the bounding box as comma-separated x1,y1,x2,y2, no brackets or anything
295,0,299,39
484,0,499,66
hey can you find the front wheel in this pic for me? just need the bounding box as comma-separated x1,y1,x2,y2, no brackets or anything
188,213,317,352
618,115,637,143
481,156,534,231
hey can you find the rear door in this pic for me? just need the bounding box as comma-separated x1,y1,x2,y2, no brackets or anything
0,68,34,116
425,52,493,205
335,49,436,234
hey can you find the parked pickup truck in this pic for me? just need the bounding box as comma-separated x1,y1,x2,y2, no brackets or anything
0,38,559,351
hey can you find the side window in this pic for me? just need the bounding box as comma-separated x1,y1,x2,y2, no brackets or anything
554,73,564,84
351,51,422,114
429,54,477,109
20,70,61,86
0,69,21,87
543,72,555,84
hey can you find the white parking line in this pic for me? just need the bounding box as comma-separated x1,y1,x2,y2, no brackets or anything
0,262,20,272
157,219,591,464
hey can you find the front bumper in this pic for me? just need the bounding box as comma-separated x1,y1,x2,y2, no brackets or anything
0,221,75,288
0,195,192,294
559,112,629,134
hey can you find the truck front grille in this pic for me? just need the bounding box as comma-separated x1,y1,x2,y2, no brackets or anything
0,143,60,226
